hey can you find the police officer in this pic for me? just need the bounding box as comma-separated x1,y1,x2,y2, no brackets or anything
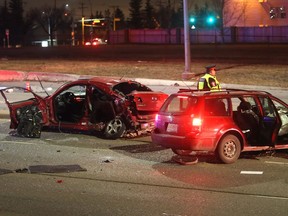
197,65,221,91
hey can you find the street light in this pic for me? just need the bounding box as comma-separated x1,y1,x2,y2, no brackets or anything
113,18,120,31
182,0,193,80
42,11,52,45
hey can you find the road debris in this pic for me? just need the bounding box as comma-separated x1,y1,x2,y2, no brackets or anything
172,155,198,165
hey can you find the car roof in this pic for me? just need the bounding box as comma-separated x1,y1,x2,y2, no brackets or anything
67,76,139,87
175,88,274,98
60,76,151,94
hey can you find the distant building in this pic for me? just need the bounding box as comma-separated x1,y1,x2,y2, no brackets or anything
224,0,288,27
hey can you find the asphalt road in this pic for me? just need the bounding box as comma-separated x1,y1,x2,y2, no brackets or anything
0,120,288,216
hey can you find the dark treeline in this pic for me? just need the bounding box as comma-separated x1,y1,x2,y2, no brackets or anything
0,0,218,47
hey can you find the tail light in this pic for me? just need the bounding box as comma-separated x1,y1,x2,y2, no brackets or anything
191,116,202,132
155,114,159,122
192,117,202,126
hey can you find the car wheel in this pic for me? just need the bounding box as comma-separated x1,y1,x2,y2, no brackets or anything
172,149,193,156
103,117,126,139
217,134,241,164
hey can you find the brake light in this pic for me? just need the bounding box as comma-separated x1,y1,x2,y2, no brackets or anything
192,117,202,126
155,114,159,122
191,116,202,132
177,96,188,99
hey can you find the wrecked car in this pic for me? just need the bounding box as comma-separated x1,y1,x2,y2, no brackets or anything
0,77,168,139
152,89,288,164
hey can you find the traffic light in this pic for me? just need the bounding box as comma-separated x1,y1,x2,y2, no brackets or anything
190,17,196,29
206,16,215,25
190,17,196,23
189,15,217,28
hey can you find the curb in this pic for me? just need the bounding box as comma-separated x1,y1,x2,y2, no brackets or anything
1,69,287,90
0,70,81,82
0,69,197,87
0,110,9,119
26,72,81,82
0,70,26,81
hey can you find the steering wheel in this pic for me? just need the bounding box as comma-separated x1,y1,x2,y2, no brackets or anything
63,92,75,104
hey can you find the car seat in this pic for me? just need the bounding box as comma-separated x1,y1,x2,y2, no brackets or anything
214,100,227,116
235,101,260,143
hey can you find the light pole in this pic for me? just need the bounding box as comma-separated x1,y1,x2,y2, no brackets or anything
42,11,52,46
182,0,194,80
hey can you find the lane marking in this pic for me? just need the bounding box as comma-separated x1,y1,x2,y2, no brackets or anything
240,171,263,175
265,161,288,165
254,195,288,200
0,140,36,145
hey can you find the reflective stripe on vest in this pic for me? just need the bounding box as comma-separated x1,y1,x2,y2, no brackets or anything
198,74,220,91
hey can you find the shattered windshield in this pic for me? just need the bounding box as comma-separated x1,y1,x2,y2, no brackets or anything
112,82,152,95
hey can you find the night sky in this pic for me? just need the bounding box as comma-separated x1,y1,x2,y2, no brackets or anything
24,0,130,18
2,0,204,19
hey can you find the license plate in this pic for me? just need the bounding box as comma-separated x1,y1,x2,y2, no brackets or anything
167,123,178,132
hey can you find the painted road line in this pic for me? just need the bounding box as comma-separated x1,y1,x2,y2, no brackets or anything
240,171,263,175
265,161,288,165
0,140,37,145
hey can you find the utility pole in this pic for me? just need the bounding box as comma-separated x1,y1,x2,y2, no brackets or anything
79,1,87,18
182,0,193,80
79,1,87,45
110,5,119,31
88,0,93,17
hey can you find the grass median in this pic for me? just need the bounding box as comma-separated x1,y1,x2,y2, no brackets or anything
0,44,287,88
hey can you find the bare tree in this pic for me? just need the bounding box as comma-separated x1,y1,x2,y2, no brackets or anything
210,0,249,43
30,5,72,46
211,0,249,27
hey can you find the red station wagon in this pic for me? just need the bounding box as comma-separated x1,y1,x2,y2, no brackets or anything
0,77,168,139
152,89,288,163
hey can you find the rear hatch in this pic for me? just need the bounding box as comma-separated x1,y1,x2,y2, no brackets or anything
154,94,200,136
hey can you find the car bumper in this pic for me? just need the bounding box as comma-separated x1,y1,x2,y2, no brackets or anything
151,132,215,151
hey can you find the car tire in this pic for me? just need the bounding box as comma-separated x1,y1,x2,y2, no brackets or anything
172,149,193,156
217,134,241,164
103,117,126,139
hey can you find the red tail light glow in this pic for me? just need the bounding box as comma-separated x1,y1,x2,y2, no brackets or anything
177,96,188,99
155,114,159,122
192,117,202,126
191,116,202,133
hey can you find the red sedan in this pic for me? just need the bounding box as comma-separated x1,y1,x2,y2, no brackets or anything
0,77,168,139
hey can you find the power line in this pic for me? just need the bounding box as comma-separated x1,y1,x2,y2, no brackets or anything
79,1,87,17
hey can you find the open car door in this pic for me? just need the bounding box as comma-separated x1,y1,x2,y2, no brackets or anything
0,87,48,137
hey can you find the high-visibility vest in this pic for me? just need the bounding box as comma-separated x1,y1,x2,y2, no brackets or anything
197,73,221,91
